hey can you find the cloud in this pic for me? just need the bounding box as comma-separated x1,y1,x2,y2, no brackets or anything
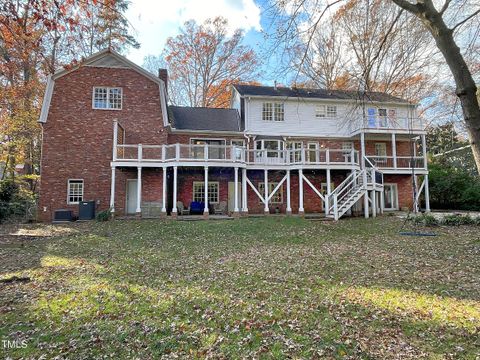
125,0,262,64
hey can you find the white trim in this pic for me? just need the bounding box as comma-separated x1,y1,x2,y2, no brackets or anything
190,137,227,144
382,183,399,211
193,181,220,204
92,87,123,110
125,179,137,214
39,75,54,123
67,179,84,205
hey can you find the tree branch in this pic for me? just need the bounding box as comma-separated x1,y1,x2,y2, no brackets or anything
452,9,480,32
389,0,420,14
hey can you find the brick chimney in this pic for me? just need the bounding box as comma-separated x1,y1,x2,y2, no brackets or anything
158,68,168,93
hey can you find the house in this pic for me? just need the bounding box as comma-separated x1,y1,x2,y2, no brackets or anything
37,49,430,222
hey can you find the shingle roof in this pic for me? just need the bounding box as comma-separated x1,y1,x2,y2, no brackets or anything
232,84,410,104
169,106,242,132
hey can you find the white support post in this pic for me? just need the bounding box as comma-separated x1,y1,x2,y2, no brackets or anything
333,194,338,221
380,188,384,214
175,143,180,160
136,166,142,215
161,167,167,214
326,148,330,164
372,190,377,218
299,169,304,215
422,134,427,169
172,166,178,216
264,169,269,214
242,168,248,213
286,170,292,215
424,174,431,212
204,167,209,216
204,144,208,161
392,133,397,169
138,144,143,162
112,120,118,161
110,166,115,214
325,169,331,216
234,167,239,215
364,191,369,218
360,132,366,169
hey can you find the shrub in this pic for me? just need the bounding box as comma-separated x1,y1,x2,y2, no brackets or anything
96,209,112,222
441,214,475,226
411,213,438,227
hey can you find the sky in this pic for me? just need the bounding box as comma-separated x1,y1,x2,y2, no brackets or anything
125,0,265,65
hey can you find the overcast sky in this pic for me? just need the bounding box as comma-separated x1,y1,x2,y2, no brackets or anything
125,0,263,65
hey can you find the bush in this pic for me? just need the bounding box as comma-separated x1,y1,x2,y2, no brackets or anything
0,179,37,223
411,213,438,227
96,209,112,222
440,214,475,226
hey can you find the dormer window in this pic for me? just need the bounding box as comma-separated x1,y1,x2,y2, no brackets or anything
262,102,284,121
93,87,122,110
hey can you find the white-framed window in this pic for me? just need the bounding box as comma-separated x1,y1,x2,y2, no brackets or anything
262,102,273,121
375,143,387,157
378,108,388,127
190,138,226,159
327,105,337,117
231,139,245,160
67,179,84,204
259,182,283,203
93,87,122,110
315,105,326,118
193,182,219,204
262,102,284,121
255,139,284,160
287,141,302,162
274,103,284,121
342,142,354,162
307,142,318,162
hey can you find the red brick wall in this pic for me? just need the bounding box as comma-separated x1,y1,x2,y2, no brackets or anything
38,66,167,221
384,174,414,210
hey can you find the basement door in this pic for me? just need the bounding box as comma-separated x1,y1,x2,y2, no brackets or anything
228,182,242,213
126,179,138,214
383,183,398,211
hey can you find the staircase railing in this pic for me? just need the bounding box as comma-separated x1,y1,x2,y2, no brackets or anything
327,169,366,220
364,156,384,186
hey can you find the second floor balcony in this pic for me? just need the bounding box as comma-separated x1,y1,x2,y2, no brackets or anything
351,117,425,134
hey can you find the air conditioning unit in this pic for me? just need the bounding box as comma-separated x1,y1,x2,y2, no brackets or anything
53,209,73,222
78,201,96,220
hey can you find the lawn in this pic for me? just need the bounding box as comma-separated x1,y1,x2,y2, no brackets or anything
0,217,479,359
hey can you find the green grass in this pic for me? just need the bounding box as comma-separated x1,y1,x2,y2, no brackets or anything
0,217,479,359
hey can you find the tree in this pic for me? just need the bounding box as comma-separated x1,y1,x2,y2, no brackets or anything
159,17,259,107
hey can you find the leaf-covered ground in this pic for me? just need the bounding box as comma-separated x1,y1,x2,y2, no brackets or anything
0,217,479,359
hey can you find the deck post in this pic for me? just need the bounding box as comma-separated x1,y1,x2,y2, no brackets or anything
424,174,431,212
380,188,384,214
136,166,142,216
360,132,366,169
161,167,167,216
422,134,427,169
372,190,377,218
233,167,239,217
392,133,397,169
286,169,292,215
110,166,115,216
204,166,209,218
364,190,369,218
242,168,248,214
112,120,118,161
264,169,269,214
299,169,304,216
325,169,331,215
172,166,178,218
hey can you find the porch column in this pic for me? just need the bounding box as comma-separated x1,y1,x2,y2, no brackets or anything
233,167,239,216
364,191,369,218
422,134,427,169
424,174,431,212
360,132,366,168
325,169,331,216
299,169,304,215
371,189,377,218
242,168,248,214
286,169,292,215
204,166,209,217
264,169,269,214
110,166,115,215
161,167,167,215
136,166,142,216
392,133,397,168
380,188,385,214
172,166,178,217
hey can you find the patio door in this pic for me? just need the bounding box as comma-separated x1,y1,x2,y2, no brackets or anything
126,179,138,214
383,183,398,210
227,182,242,212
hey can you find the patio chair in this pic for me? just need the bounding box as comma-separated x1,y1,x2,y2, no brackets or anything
214,201,228,215
176,201,190,215
189,201,204,215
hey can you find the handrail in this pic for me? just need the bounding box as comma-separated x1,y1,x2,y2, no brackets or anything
327,169,365,216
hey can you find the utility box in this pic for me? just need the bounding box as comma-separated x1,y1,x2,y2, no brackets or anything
78,201,96,220
54,209,73,222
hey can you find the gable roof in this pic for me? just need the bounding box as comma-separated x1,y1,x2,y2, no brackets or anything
39,49,169,126
169,106,242,132
232,84,411,104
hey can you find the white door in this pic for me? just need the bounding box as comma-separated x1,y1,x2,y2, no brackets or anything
228,182,242,212
126,180,137,214
383,184,398,210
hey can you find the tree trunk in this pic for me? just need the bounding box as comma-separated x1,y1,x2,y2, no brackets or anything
391,0,480,174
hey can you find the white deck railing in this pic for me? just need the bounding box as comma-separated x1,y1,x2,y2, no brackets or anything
351,117,425,132
114,144,360,167
366,156,425,169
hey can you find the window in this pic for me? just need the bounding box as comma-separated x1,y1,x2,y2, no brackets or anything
307,142,318,162
190,138,226,159
342,142,354,163
375,143,387,157
193,182,219,204
259,182,283,203
326,105,337,118
287,141,302,162
378,108,388,127
274,103,284,121
231,140,245,160
93,87,122,110
315,105,326,118
262,102,284,121
262,102,273,121
67,179,83,204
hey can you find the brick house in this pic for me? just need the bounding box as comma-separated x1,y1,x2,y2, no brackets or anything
37,49,430,222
